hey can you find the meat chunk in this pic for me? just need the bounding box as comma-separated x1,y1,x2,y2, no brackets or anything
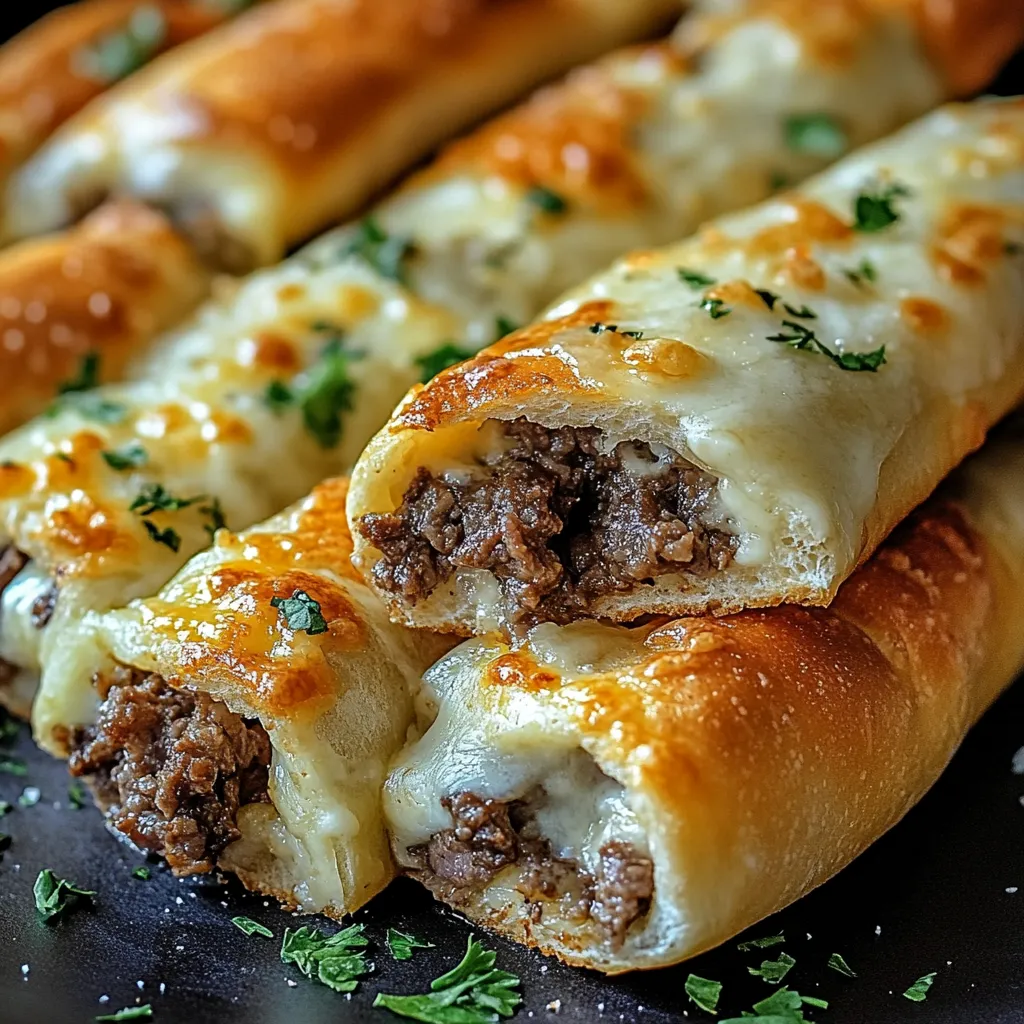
69,668,271,876
591,840,655,949
423,792,519,887
359,419,735,629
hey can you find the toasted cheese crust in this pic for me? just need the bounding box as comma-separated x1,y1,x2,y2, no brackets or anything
348,98,1024,631
0,200,209,436
3,0,679,267
383,421,1024,972
0,0,250,198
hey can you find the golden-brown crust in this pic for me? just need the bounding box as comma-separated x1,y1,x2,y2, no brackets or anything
0,0,234,176
0,200,208,436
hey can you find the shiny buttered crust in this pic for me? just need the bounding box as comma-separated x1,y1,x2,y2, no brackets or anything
4,0,679,268
383,425,1024,972
349,98,1024,629
0,200,209,436
0,0,240,191
68,478,452,916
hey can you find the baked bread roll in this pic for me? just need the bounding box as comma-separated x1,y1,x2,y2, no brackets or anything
0,0,245,203
52,478,451,915
0,200,209,437
348,97,1024,635
3,0,679,269
382,418,1024,972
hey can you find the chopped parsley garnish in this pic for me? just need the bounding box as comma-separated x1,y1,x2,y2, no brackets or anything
280,923,370,992
264,379,295,412
588,322,643,338
784,113,848,158
387,928,435,962
767,319,886,372
525,185,568,216
843,258,878,288
721,987,826,1024
233,916,273,938
698,297,731,319
101,442,148,471
48,396,129,423
415,343,474,383
678,268,717,290
0,758,27,776
0,800,11,816
783,303,816,319
58,352,101,395
827,952,856,977
903,972,937,1002
341,217,412,283
131,866,151,881
95,1006,153,1022
142,522,180,553
299,338,359,448
494,315,519,338
271,589,328,636
749,951,796,984
76,4,166,82
67,783,87,809
374,935,521,1023
0,710,19,744
34,869,95,921
201,498,227,541
852,182,909,233
738,932,785,951
130,484,203,516
18,786,40,807
756,289,780,310
685,974,722,1014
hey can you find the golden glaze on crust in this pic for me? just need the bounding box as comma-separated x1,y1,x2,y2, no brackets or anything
0,201,209,436
0,0,240,181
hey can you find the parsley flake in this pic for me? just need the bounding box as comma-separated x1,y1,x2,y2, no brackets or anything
47,396,128,423
738,932,786,952
721,987,825,1024
0,800,11,816
767,319,886,372
525,185,568,215
588,322,643,338
387,928,435,961
34,868,95,921
280,923,370,992
843,258,878,288
341,217,412,283
299,339,359,448
264,379,295,412
0,711,19,744
76,4,166,82
749,951,796,984
233,916,273,938
201,498,228,541
852,182,909,233
903,972,937,1002
415,343,474,383
68,783,87,809
756,289,780,310
131,866,151,880
678,268,717,290
272,589,328,636
0,758,27,776
785,113,848,158
685,974,722,1014
130,484,203,516
783,303,816,319
142,522,180,552
374,935,521,1023
827,952,856,977
101,442,148,471
95,1006,153,1022
58,352,101,395
698,297,731,319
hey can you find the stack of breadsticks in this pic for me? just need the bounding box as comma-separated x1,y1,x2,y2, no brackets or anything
1,0,1023,974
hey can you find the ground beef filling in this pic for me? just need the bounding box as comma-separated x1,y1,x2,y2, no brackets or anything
359,419,736,627
68,668,271,876
411,792,654,948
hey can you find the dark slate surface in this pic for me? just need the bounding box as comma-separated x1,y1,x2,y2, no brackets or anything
0,5,1023,1023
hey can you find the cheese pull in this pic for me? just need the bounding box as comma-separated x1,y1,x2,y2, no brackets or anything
0,0,249,208
348,97,1024,635
382,418,1024,972
53,479,451,916
0,201,209,438
3,0,679,269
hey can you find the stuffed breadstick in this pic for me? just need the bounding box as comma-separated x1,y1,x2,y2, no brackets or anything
3,0,678,269
382,419,1024,973
51,478,450,917
349,97,1024,635
0,200,209,437
0,0,249,202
